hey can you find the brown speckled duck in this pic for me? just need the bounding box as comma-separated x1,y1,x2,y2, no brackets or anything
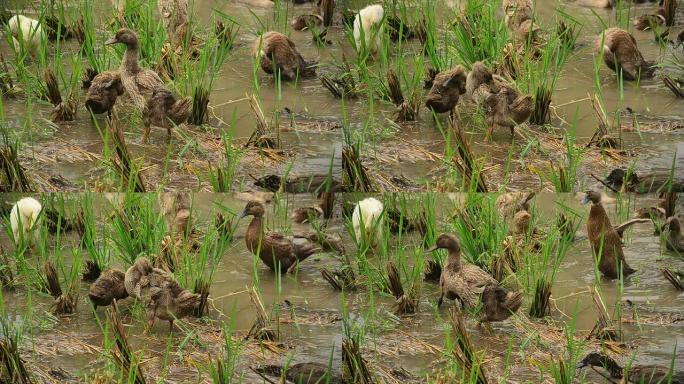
427,233,497,308
146,278,201,331
583,191,636,279
142,86,191,143
85,71,124,118
253,31,316,81
633,10,665,31
241,201,321,272
465,61,508,105
424,65,468,114
665,217,684,252
106,28,165,110
577,351,684,384
483,85,533,138
88,268,128,309
158,0,188,44
124,257,175,299
503,0,539,41
596,27,655,81
255,362,344,384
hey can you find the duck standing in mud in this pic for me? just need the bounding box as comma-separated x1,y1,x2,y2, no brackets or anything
583,191,636,279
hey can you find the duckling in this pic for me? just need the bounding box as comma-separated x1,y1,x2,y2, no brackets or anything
424,65,468,114
483,85,533,138
353,4,384,58
577,351,684,383
479,284,523,324
146,278,200,331
503,0,539,41
291,14,323,31
427,233,497,308
583,191,636,279
496,191,535,218
85,71,124,119
664,217,684,252
158,0,188,45
105,28,165,110
240,201,321,273
88,268,128,309
142,86,191,143
254,362,344,384
596,27,655,81
253,31,316,81
7,15,46,58
633,11,665,31
352,197,384,249
10,197,42,249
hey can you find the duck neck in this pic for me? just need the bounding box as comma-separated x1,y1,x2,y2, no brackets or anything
122,43,141,73
599,355,624,379
445,248,462,272
248,214,264,238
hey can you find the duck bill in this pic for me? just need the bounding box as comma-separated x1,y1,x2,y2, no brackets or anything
581,195,591,205
575,361,587,369
425,245,439,253
104,37,118,45
238,210,248,220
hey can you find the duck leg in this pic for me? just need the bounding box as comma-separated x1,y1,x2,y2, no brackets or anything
142,124,151,144
145,315,156,334
168,319,174,332
437,292,444,308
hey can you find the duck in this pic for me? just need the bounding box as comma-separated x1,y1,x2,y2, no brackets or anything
502,0,539,42
633,11,665,31
88,268,128,309
254,362,344,384
146,278,201,331
105,28,165,110
158,0,188,45
427,233,497,308
352,197,384,250
291,14,323,31
7,15,46,58
583,191,636,279
240,201,321,273
465,61,509,105
596,27,655,81
158,192,192,236
85,71,124,119
253,31,316,81
576,0,614,8
664,217,684,252
424,65,468,114
124,256,175,299
10,197,42,249
291,206,323,223
483,85,533,138
353,4,384,59
496,191,535,218
479,284,524,325
577,351,684,383
142,86,191,143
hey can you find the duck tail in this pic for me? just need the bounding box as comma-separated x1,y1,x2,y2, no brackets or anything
170,97,192,125
504,290,524,313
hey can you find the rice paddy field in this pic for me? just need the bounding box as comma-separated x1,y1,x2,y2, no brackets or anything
0,0,683,383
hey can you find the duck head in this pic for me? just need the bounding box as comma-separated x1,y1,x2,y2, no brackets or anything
666,216,681,233
581,191,601,205
469,61,494,86
106,28,139,48
426,233,460,253
576,351,608,369
240,200,265,219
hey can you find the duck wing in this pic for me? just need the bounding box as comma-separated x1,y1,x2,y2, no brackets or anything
443,275,478,308
614,218,651,238
461,264,498,288
168,96,191,125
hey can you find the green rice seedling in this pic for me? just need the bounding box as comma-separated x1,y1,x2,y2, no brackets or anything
543,109,585,192
588,284,619,341
79,0,110,74
0,135,32,192
341,104,374,192
208,128,243,193
341,290,373,384
448,0,507,68
106,300,147,384
0,245,15,289
451,193,507,271
109,193,164,266
0,290,31,384
519,223,571,318
79,193,110,281
246,286,277,341
44,248,81,315
107,118,146,192
447,309,489,384
207,309,243,383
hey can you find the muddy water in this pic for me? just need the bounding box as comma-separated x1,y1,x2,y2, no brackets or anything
1,192,682,382
1,0,683,190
